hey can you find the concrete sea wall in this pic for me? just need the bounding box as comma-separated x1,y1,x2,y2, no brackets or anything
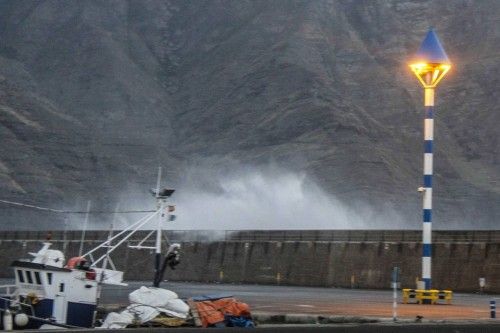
0,230,499,293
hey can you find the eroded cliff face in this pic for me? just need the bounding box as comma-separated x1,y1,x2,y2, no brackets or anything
0,0,498,228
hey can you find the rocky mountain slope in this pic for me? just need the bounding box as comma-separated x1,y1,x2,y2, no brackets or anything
0,0,498,229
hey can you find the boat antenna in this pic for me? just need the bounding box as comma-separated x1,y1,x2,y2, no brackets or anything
78,200,91,256
62,216,69,253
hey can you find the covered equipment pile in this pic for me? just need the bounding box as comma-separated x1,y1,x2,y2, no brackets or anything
100,286,189,328
191,294,254,328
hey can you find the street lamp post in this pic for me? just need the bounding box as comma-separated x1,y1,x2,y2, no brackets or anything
409,28,451,290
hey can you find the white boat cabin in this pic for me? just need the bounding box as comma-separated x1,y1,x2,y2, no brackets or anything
10,243,124,328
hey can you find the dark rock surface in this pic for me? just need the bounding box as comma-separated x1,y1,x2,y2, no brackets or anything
0,0,498,228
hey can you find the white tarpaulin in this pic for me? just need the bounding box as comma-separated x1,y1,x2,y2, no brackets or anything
99,311,134,329
129,286,178,306
100,286,189,329
159,298,190,316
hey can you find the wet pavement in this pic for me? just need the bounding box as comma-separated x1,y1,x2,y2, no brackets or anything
100,281,495,320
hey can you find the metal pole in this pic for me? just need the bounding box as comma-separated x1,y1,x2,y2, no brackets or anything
422,86,434,290
154,167,162,287
62,216,68,253
392,267,399,322
90,212,159,266
84,212,156,259
392,284,397,321
78,200,91,256
94,215,116,325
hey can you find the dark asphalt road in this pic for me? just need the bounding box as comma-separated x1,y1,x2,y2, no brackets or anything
2,278,495,320
100,281,494,320
35,324,500,333
4,278,500,329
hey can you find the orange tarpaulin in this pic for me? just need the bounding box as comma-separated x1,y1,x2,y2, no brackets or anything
195,298,251,327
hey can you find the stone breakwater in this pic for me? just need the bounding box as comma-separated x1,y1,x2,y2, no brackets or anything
1,230,499,293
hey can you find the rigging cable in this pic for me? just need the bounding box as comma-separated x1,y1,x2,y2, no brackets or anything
0,198,155,214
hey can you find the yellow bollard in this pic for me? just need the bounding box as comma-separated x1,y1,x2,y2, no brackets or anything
219,270,224,281
276,272,281,285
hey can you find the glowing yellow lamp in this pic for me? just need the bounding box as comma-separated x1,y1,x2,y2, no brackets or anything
410,63,450,88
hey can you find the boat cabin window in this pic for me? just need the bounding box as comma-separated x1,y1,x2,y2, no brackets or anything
26,271,33,284
16,270,25,283
59,283,64,292
47,272,52,285
34,271,42,285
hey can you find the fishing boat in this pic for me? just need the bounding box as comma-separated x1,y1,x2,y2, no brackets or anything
8,242,125,328
0,169,180,329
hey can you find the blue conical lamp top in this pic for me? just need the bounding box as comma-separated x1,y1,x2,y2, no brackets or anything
414,29,450,64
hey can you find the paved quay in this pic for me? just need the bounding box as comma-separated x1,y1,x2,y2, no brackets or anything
101,281,496,320
31,324,500,333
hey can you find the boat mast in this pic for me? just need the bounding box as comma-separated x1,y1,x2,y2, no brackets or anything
154,167,163,287
152,167,175,287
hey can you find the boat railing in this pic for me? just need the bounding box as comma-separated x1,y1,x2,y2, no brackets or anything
0,284,16,297
0,293,36,317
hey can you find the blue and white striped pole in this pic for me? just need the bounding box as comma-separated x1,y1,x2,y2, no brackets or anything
410,28,451,291
422,86,434,290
